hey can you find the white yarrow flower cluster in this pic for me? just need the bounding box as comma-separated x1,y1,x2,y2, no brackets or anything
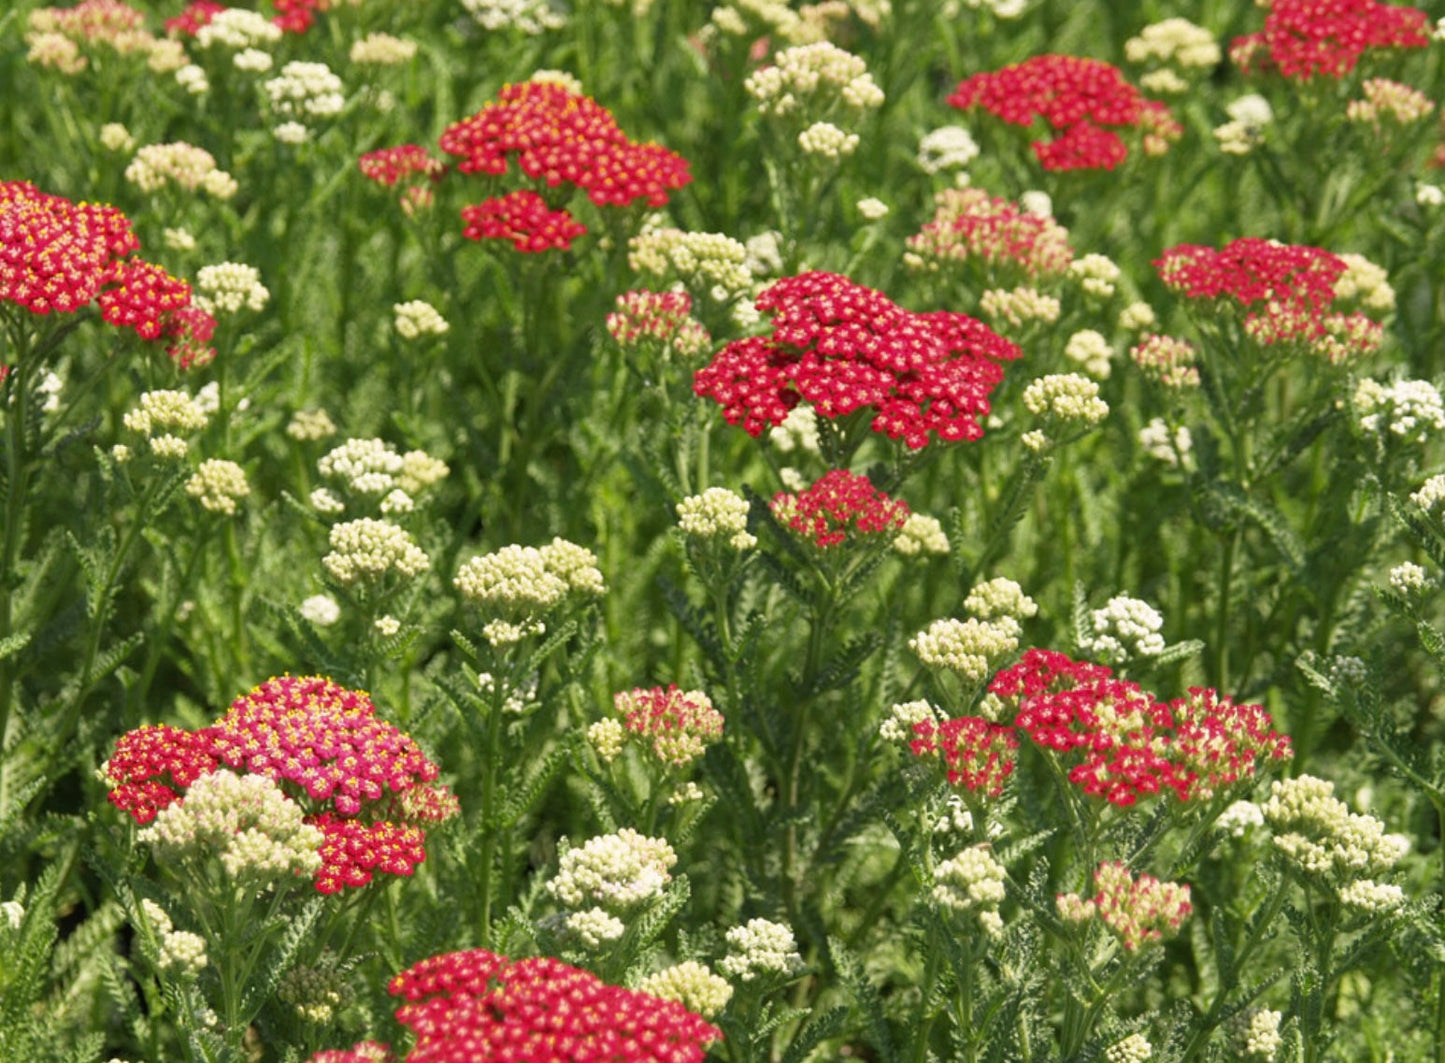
1105,1033,1153,1063
917,125,979,174
1021,373,1109,449
797,121,859,157
232,48,272,73
1332,253,1395,313
194,262,269,315
454,538,605,645
932,845,1006,913
286,408,336,443
1411,474,1445,513
462,0,566,33
2,900,24,931
637,962,733,1019
139,770,323,884
768,405,820,453
719,918,805,981
744,41,884,119
350,32,418,65
123,389,211,459
1215,94,1272,154
1263,774,1410,883
628,228,753,298
1352,378,1445,444
893,512,949,557
99,123,135,152
1338,879,1406,913
677,487,757,550
1139,417,1193,468
1068,254,1122,298
322,519,430,585
550,829,677,908
1216,799,1265,838
1389,561,1430,597
141,901,210,978
318,438,448,508
856,197,889,220
299,594,341,627
125,143,237,198
1125,18,1221,68
394,300,449,339
1240,1009,1284,1059
195,8,281,50
964,577,1039,622
565,906,626,947
980,287,1061,329
1062,329,1114,378
910,616,1020,682
265,61,345,119
185,459,250,515
1081,594,1166,663
175,64,209,95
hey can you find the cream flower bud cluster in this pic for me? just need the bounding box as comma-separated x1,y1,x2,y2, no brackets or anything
287,408,336,442
27,33,86,75
323,519,430,585
1263,775,1409,880
917,125,979,174
587,718,627,762
2,900,23,931
185,459,250,515
140,770,323,883
530,69,583,95
1063,329,1114,378
1138,418,1192,467
455,539,604,645
1418,183,1445,207
318,438,448,505
1125,18,1221,68
709,0,803,42
394,300,450,339
278,964,354,1025
1132,334,1200,388
176,64,209,95
879,698,938,743
1352,378,1445,443
549,829,677,909
932,845,1006,912
964,577,1039,622
1389,561,1430,596
1022,374,1109,448
1118,302,1158,331
565,906,626,947
1081,594,1166,663
719,918,805,981
125,143,237,198
350,32,418,65
1411,474,1445,512
195,262,269,315
196,8,281,49
797,121,858,157
1068,254,1122,297
265,61,345,119
1332,253,1395,313
1347,78,1435,125
1338,879,1406,912
1241,1009,1283,1059
124,390,210,460
462,0,567,34
910,616,1021,682
1105,1033,1153,1063
233,48,272,73
856,197,889,220
637,961,734,1019
141,901,210,978
745,42,884,118
677,487,757,550
478,670,539,715
768,405,820,453
1216,799,1265,838
299,594,341,626
628,228,753,296
164,227,195,251
980,287,1061,328
100,123,135,152
1214,94,1272,154
892,513,949,557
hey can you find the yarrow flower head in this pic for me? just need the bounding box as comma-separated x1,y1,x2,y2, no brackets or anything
1351,378,1445,444
393,300,449,339
1058,861,1191,951
461,0,567,34
549,828,677,909
694,271,1021,447
454,538,605,645
932,844,1007,919
1079,594,1166,664
948,55,1179,171
1230,0,1429,81
628,228,753,299
893,512,949,556
719,918,805,982
744,41,884,121
322,518,430,587
1130,333,1200,388
770,469,910,549
193,262,268,315
637,962,733,1020
265,61,344,119
185,459,249,515
607,289,711,359
125,143,237,198
911,616,1021,683
677,487,757,550
1263,774,1410,883
1020,372,1109,449
1064,329,1114,378
917,125,980,174
911,715,1019,794
609,685,725,767
906,187,1075,283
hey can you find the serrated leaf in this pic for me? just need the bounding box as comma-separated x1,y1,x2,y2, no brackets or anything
807,630,884,698
780,1005,849,1063
1200,481,1306,576
497,743,568,828
832,937,897,1063
1152,639,1204,667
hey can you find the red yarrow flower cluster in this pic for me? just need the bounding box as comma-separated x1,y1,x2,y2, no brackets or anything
906,187,1075,281
357,948,722,1063
947,55,1177,171
910,716,1019,795
359,145,448,187
1,181,215,366
770,469,910,549
271,0,325,34
460,190,588,253
612,684,725,767
606,289,711,357
1230,0,1429,81
693,271,1021,448
1155,237,1381,360
989,649,1292,806
103,676,455,894
1059,862,1192,951
164,0,224,36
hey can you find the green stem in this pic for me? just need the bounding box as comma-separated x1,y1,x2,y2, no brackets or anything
476,671,507,947
782,588,835,917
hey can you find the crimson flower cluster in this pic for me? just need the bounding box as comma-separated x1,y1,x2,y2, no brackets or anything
356,949,723,1063
359,145,448,187
1155,237,1381,360
362,81,691,253
947,55,1179,171
164,0,224,36
770,469,910,549
1,181,215,366
165,0,324,36
1230,0,1429,80
103,676,456,894
693,271,1020,448
988,649,1293,806
910,716,1019,795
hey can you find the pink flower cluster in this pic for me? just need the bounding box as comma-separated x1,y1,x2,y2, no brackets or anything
770,469,910,549
947,55,1179,171
693,271,1020,448
361,80,690,252
613,685,725,767
606,289,711,357
1155,237,1383,360
1231,0,1429,81
165,0,326,36
307,949,721,1063
1,180,215,366
989,649,1293,806
910,716,1019,796
906,187,1075,280
1060,862,1192,951
103,676,456,894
